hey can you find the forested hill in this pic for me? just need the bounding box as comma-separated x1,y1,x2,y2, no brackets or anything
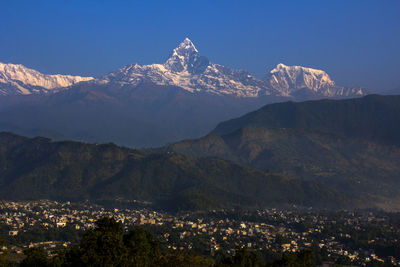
212,94,400,146
0,132,349,211
157,127,400,208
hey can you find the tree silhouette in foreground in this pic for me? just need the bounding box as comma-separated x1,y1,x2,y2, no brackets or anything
20,217,320,267
0,233,8,267
61,217,212,267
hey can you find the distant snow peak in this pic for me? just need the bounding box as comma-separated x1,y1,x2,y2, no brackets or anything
164,38,210,74
267,63,364,97
0,40,366,99
270,63,289,73
0,62,94,96
102,41,366,98
176,38,198,53
268,63,335,93
102,38,269,97
271,63,333,79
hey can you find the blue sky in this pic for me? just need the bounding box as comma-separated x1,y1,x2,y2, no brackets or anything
0,0,399,91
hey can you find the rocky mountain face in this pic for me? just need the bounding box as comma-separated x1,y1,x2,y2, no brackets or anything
0,62,93,96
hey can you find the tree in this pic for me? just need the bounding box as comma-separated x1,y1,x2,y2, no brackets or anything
159,251,214,267
295,250,316,267
20,247,50,267
63,217,126,267
60,217,213,267
0,233,8,267
232,248,264,267
268,250,316,267
94,217,124,235
123,228,161,267
269,253,296,267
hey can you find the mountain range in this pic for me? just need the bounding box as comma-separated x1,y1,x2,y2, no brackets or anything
0,38,365,99
0,38,368,147
1,95,400,210
0,132,350,211
153,94,400,210
0,62,93,96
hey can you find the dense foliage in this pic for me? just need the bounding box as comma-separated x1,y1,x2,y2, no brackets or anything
0,232,7,267
17,217,214,267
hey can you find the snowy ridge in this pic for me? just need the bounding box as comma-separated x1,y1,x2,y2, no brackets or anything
0,39,366,98
267,63,364,97
0,62,94,96
101,38,273,97
101,39,365,98
269,63,335,94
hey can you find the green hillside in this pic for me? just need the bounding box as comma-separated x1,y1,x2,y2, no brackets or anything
0,132,349,211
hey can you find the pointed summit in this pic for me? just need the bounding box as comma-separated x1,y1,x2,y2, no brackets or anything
164,38,209,74
175,37,198,53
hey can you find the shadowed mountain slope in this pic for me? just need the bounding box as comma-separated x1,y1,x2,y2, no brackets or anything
158,128,400,199
213,94,400,146
0,132,350,211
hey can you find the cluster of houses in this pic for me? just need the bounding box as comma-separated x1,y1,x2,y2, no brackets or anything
0,200,398,265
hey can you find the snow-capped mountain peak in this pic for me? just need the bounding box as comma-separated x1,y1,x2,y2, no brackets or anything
102,39,269,97
0,40,367,99
174,37,198,53
269,63,335,91
271,63,335,84
0,62,94,96
164,38,210,74
267,63,364,97
101,41,366,98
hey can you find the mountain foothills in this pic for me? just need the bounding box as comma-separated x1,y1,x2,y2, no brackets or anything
0,38,367,147
159,128,400,204
213,94,400,146
0,132,349,211
155,94,400,210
